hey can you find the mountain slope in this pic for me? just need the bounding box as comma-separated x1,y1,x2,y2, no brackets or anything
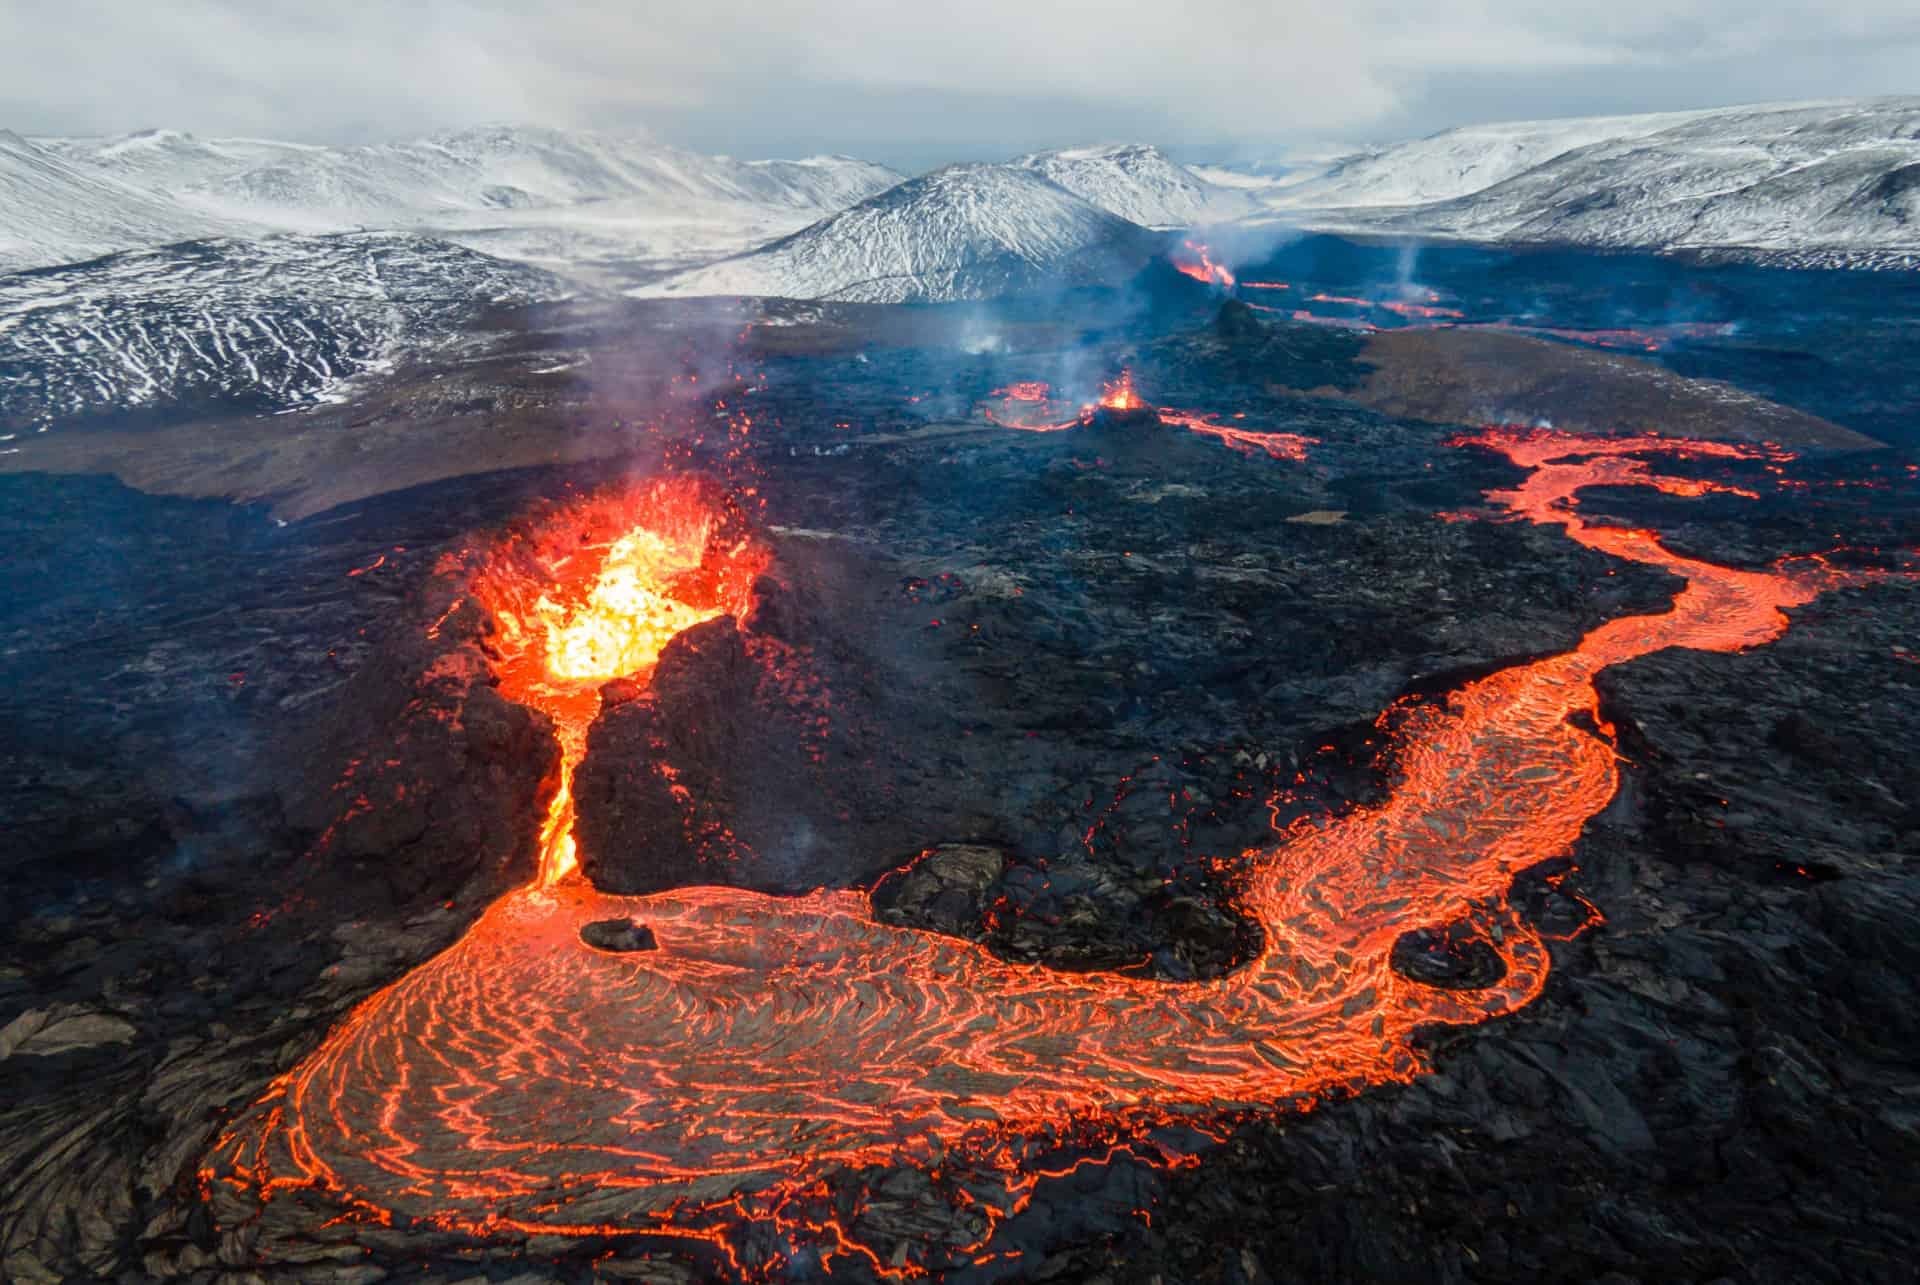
35,130,320,194
1011,144,1255,227
174,126,901,227
0,234,566,430
1247,98,1920,261
0,131,242,273
636,164,1156,302
15,126,902,284
1262,107,1728,209
1375,99,1920,254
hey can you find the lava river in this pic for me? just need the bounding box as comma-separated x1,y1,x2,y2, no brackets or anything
205,430,1913,1275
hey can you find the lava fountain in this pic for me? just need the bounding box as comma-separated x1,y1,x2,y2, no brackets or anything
463,476,768,884
1098,370,1146,411
204,437,1913,1277
1172,240,1236,289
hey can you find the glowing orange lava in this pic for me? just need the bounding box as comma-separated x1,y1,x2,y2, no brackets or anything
1099,370,1146,411
467,477,767,884
204,435,1914,1277
1172,240,1235,288
1304,291,1466,321
981,374,1317,460
1155,409,1315,461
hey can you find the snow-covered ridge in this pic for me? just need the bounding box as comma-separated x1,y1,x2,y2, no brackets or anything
639,163,1156,303
1011,143,1256,228
0,233,566,430
1258,107,1736,209
4,126,904,278
35,129,321,194
0,131,247,275
166,126,903,226
1226,97,1920,260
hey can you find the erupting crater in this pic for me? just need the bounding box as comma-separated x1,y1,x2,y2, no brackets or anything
983,372,1317,461
202,433,1914,1278
462,475,768,886
1171,240,1236,289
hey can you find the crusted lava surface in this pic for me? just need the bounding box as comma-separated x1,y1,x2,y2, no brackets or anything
2,288,1917,1285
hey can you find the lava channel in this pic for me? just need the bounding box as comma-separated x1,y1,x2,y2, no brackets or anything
203,432,1914,1277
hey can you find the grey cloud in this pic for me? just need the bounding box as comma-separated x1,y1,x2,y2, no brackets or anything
1,0,1913,158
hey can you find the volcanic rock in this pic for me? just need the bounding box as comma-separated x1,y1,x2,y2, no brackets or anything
1389,921,1507,989
277,587,555,908
580,917,659,952
1214,297,1266,341
871,844,1008,938
1336,328,1882,450
572,547,1010,896
0,1006,137,1060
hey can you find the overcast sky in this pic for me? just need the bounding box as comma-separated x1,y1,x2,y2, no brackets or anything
4,0,1915,168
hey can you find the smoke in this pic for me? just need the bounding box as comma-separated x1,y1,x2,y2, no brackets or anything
1394,241,1421,299
1193,223,1308,275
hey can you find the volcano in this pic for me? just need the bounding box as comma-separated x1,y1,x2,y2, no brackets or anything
182,421,1915,1281
4,238,1919,1285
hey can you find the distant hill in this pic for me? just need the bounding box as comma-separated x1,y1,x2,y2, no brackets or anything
639,163,1159,303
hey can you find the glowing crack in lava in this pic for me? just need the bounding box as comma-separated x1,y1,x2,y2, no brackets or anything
982,374,1317,460
206,435,1913,1276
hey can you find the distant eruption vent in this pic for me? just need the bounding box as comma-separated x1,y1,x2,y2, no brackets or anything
1099,370,1146,411
1173,239,1235,288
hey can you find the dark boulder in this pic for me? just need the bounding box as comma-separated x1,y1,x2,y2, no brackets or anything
580,917,658,952
1215,297,1266,341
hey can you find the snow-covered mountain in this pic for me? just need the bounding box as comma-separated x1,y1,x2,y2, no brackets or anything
636,164,1156,303
8,126,902,281
1235,98,1920,262
1011,144,1255,227
0,233,565,431
1256,108,1725,210
0,131,245,274
35,130,320,195
1368,99,1920,256
167,126,900,227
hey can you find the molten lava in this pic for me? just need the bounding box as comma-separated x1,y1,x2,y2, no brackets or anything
981,374,1317,460
1098,370,1145,411
468,477,767,884
1155,410,1315,461
205,434,1915,1277
1172,240,1235,288
1304,291,1466,321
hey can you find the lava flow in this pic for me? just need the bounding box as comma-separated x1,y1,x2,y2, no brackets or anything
982,373,1316,460
1305,291,1467,321
205,434,1912,1277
